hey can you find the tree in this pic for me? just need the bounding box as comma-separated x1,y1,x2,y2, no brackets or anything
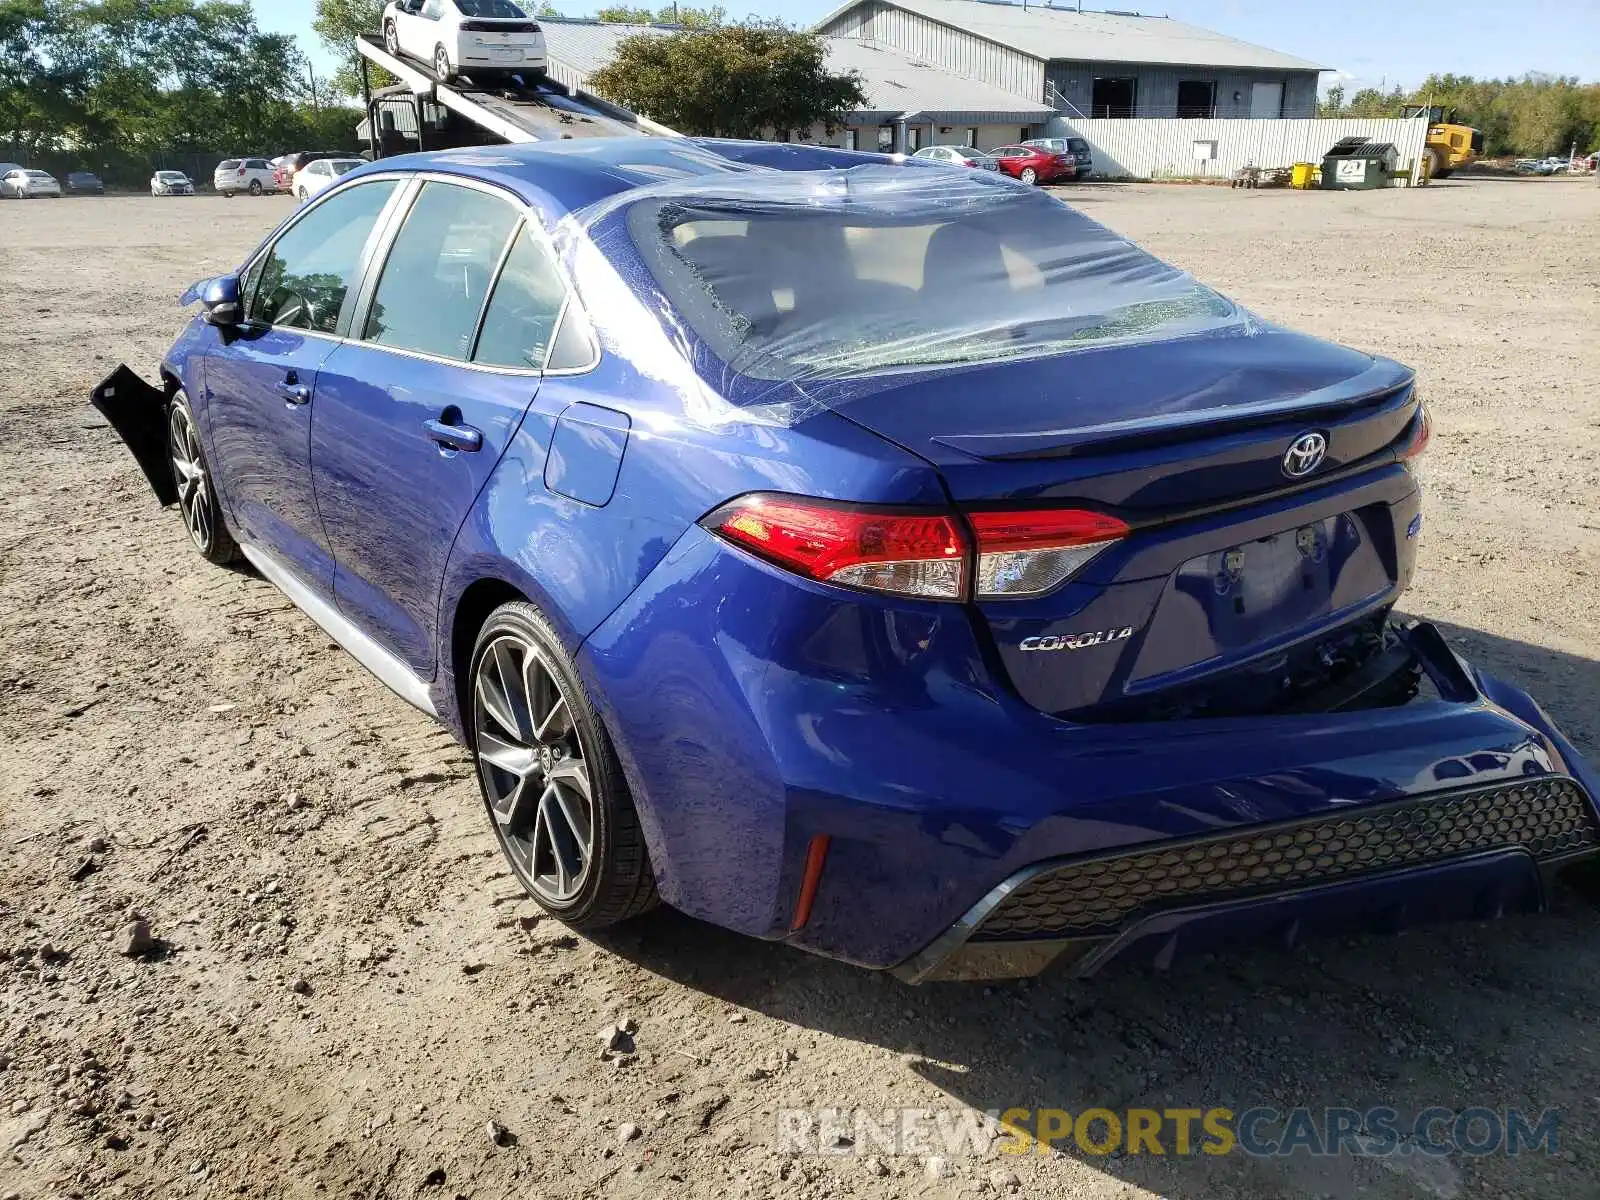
313,0,387,96
1320,72,1600,157
2,0,361,183
597,4,725,25
589,22,865,138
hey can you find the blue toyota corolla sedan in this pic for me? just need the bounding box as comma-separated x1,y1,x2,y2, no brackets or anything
94,137,1599,982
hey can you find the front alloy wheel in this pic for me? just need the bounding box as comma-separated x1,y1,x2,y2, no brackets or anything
434,45,454,82
469,602,656,927
384,20,400,56
168,395,237,564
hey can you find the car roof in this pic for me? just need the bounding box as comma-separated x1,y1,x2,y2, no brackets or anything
336,137,916,225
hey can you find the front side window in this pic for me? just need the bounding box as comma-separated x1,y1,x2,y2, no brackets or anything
362,181,519,360
250,180,399,333
473,227,569,370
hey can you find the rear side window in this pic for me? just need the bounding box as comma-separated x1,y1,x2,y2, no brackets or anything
473,227,569,369
361,181,519,360
250,180,399,333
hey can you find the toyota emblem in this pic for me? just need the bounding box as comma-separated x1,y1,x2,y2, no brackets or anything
1282,432,1328,478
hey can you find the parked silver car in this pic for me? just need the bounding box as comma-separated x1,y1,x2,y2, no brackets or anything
151,170,196,196
910,145,1000,171
1,168,63,198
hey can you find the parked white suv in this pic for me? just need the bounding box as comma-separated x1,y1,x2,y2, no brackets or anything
292,158,365,202
382,0,547,83
213,158,278,197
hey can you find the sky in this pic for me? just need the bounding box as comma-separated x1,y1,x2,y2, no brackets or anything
258,0,1600,97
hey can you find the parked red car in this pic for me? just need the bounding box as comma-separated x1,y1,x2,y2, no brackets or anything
990,144,1077,185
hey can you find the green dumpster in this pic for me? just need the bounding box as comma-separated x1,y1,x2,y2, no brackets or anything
1320,138,1398,190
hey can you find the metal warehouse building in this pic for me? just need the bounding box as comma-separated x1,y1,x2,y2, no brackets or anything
540,2,1333,161
540,18,1056,152
816,0,1325,122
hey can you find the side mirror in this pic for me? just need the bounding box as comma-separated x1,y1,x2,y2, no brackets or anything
199,275,242,327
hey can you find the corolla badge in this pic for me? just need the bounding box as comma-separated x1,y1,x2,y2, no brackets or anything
1282,431,1328,478
1020,627,1134,653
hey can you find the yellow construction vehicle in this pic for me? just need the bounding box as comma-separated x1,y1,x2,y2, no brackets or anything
1402,105,1484,179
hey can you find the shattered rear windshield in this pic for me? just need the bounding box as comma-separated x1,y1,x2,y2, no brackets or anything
623,167,1240,384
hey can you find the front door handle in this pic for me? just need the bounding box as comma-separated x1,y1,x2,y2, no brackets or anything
276,380,311,406
425,417,483,453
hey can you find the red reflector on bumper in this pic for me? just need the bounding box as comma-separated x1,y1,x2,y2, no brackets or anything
790,834,832,932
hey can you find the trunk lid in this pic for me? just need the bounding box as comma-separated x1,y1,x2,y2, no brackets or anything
829,330,1424,718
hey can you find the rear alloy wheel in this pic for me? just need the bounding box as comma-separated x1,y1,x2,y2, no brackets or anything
384,20,400,57
434,44,454,82
248,179,263,196
168,393,238,565
1019,166,1038,185
469,602,656,928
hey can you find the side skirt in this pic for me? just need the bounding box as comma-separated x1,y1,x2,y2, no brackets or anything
240,543,438,719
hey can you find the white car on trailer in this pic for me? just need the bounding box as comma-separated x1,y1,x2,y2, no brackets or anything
382,0,548,83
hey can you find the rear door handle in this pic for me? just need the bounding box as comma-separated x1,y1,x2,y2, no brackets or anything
425,418,483,453
276,380,311,406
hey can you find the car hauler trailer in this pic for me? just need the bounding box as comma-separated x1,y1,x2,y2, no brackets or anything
355,32,676,159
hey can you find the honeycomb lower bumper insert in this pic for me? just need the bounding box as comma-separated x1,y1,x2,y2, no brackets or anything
894,776,1598,983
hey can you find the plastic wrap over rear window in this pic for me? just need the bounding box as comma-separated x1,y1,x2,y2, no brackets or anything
557,164,1252,427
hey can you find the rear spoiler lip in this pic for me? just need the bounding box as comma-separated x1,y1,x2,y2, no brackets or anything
934,360,1416,461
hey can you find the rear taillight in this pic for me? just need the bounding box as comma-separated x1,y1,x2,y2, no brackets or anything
237,167,246,176
967,509,1129,598
1397,402,1430,461
702,494,1129,602
702,495,967,600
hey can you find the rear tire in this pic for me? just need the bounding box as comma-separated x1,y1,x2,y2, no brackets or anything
433,44,455,83
468,601,657,931
1019,166,1038,185
384,20,400,57
168,391,239,566
248,179,263,196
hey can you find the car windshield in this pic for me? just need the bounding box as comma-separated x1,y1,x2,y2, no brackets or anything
332,160,362,175
26,171,52,180
622,167,1241,385
455,0,527,15
952,148,982,158
219,160,240,171
158,172,186,181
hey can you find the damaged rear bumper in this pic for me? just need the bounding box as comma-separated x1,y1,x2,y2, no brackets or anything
894,776,1596,982
889,628,1600,983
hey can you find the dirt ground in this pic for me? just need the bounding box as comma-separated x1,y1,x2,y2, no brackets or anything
2,176,1598,1200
